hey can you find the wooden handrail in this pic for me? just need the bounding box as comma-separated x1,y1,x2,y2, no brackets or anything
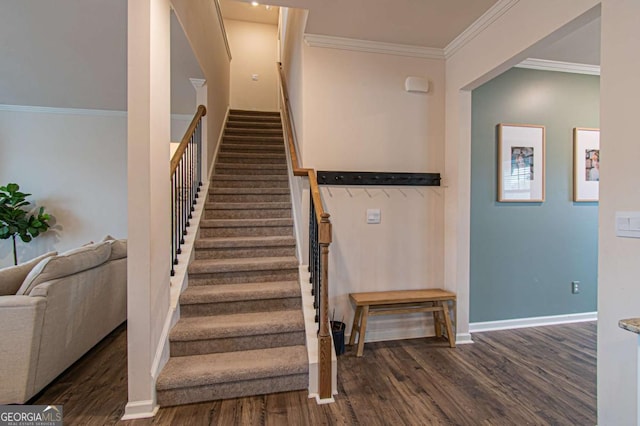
278,62,333,401
277,63,329,233
170,104,207,176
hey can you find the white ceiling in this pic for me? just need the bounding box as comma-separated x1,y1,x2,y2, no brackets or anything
225,0,600,65
0,0,203,113
528,17,600,66
299,0,499,48
220,0,279,25
0,0,599,112
231,0,499,48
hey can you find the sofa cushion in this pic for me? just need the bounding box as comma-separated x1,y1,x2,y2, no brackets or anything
16,242,111,296
102,235,127,260
0,251,57,296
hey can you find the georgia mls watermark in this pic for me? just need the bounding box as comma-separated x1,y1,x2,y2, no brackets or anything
0,405,63,426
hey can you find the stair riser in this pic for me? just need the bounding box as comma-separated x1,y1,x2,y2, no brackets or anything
228,116,281,123
229,110,280,116
156,374,308,407
214,167,287,176
220,145,285,153
225,129,283,136
222,137,284,145
210,194,290,203
211,180,288,188
205,209,291,219
200,226,293,238
217,156,287,165
189,269,299,285
226,122,282,129
180,298,301,317
195,246,296,260
170,331,305,357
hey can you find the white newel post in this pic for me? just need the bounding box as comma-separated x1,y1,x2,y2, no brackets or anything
124,0,171,420
190,78,208,181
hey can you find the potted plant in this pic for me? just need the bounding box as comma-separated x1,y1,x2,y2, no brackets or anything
0,183,51,265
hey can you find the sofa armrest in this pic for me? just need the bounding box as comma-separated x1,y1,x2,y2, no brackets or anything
0,295,46,404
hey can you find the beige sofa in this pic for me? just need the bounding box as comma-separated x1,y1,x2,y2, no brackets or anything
0,238,127,404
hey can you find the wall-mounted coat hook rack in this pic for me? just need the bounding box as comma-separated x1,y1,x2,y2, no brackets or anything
316,171,441,186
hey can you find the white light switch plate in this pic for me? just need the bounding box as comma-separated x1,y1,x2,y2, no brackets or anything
616,212,640,238
366,209,381,224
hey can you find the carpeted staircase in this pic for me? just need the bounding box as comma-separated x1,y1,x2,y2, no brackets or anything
156,110,309,406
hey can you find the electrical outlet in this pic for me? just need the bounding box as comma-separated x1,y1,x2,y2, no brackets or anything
571,281,580,294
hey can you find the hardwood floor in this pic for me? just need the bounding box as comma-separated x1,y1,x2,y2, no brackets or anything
31,322,596,425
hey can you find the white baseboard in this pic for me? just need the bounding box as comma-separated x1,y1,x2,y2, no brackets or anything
209,106,230,180
469,311,598,333
456,333,474,345
121,400,159,420
313,394,336,404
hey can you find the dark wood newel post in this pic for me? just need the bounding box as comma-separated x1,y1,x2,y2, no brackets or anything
318,213,332,400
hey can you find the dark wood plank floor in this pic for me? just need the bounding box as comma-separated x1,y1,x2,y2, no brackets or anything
31,322,596,425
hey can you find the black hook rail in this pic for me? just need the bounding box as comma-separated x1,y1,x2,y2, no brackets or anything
317,171,441,186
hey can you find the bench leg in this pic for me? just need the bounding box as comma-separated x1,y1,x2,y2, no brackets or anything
440,300,456,348
349,306,362,346
356,305,370,357
432,304,442,337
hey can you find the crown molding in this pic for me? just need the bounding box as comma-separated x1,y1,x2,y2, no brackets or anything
304,34,444,60
516,58,600,75
444,0,520,59
0,104,127,117
213,0,232,60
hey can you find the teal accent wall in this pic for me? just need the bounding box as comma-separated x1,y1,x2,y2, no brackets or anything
470,67,599,323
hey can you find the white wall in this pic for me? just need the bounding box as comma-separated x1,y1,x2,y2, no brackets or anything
598,1,640,424
280,8,306,159
126,0,171,418
0,108,127,268
171,115,191,142
226,19,278,111
172,0,231,175
288,40,446,339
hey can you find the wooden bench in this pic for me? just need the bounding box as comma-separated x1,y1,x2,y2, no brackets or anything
348,289,457,357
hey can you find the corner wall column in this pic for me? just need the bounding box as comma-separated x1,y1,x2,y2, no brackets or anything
124,0,171,419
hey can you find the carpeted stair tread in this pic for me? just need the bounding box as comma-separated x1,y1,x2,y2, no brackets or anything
200,218,293,228
222,135,284,143
220,144,285,152
205,201,291,210
225,128,283,136
228,115,281,123
210,187,289,195
226,122,282,129
218,152,286,159
215,162,287,170
180,281,300,305
157,345,307,391
211,174,288,182
189,256,298,274
229,109,280,116
195,235,295,249
170,310,304,342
